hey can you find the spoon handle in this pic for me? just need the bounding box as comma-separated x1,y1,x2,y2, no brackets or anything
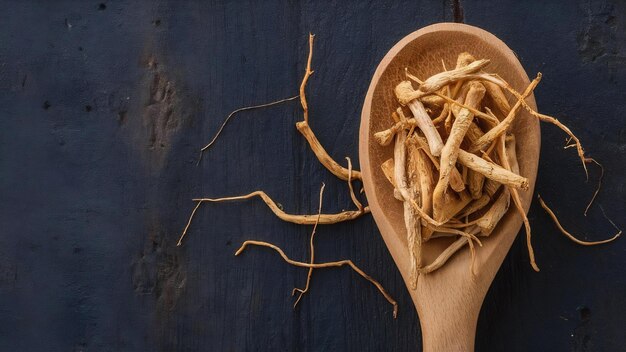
420,313,478,352
415,275,484,352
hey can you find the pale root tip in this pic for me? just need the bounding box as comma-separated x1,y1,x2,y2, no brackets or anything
430,144,442,157
394,81,415,105
456,52,476,67
374,130,393,146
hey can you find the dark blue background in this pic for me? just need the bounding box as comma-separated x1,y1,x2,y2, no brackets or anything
1,1,625,351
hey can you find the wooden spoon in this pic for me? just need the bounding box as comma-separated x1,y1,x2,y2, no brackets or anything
359,23,540,352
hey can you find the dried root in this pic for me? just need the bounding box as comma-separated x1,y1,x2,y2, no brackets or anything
235,240,398,318
432,82,485,221
197,34,359,181
197,95,299,164
398,131,423,289
470,74,542,153
296,34,361,181
395,82,444,156
538,195,621,245
376,50,618,276
583,158,603,216
292,183,325,307
457,150,528,190
177,190,369,246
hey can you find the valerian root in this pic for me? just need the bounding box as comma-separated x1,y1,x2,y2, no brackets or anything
292,183,325,307
177,190,369,246
538,195,621,246
235,240,398,318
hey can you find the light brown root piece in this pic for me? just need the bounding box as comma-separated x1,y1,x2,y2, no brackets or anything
433,82,486,221
381,158,396,185
449,170,466,193
465,123,487,199
487,73,589,179
419,237,468,274
437,190,473,224
197,95,300,164
394,130,422,289
444,52,511,116
381,158,404,201
420,95,446,110
477,188,511,236
431,103,450,125
483,81,511,118
458,194,491,218
535,112,588,179
177,201,203,246
470,73,542,153
403,61,491,102
345,157,364,212
235,240,398,318
404,68,500,127
422,237,468,274
456,52,475,68
406,143,425,288
414,145,435,240
177,190,369,245
432,226,483,247
538,195,621,245
457,150,528,190
296,121,362,181
409,134,465,192
462,164,469,184
374,119,418,146
496,136,539,271
468,173,485,200
415,59,490,99
444,103,454,134
505,134,520,174
513,188,537,270
453,174,467,194
438,91,499,125
395,82,444,156
295,33,361,181
191,192,368,225
465,122,485,146
483,178,501,198
584,158,603,216
293,183,325,307
430,226,482,275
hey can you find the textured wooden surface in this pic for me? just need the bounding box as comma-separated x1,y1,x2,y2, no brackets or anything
0,1,625,351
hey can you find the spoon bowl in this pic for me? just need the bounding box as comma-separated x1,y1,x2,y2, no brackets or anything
359,23,540,351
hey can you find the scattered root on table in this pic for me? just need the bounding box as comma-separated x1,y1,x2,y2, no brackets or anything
538,195,621,246
235,239,398,318
179,33,395,318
